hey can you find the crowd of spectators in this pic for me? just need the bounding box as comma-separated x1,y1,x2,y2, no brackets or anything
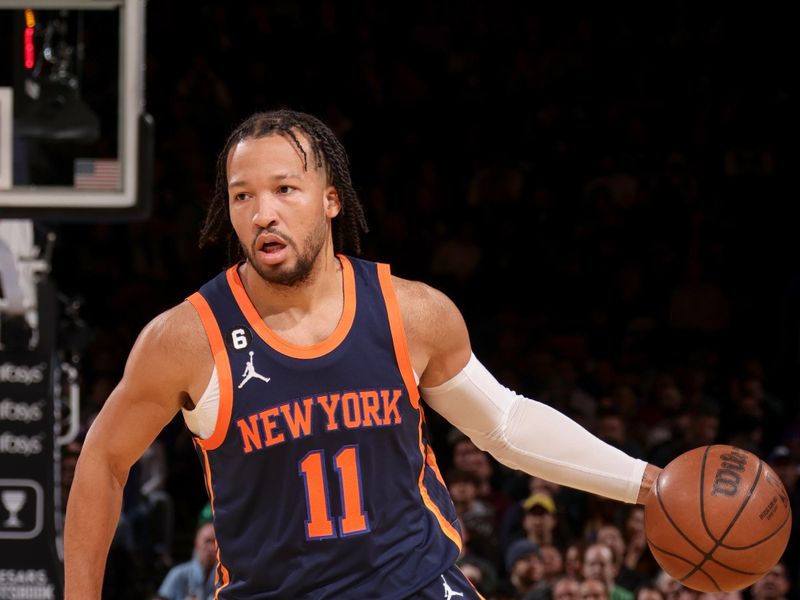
47,2,798,599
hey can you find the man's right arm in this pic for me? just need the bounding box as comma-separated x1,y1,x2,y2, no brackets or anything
64,301,211,600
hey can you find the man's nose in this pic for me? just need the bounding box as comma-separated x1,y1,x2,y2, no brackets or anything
252,194,279,227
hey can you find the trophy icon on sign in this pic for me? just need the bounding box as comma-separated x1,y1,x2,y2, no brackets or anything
2,490,26,528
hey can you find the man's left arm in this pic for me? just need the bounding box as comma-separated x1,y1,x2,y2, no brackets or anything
397,277,662,505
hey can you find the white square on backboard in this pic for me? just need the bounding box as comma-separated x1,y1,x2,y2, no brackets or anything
0,87,11,191
0,478,43,540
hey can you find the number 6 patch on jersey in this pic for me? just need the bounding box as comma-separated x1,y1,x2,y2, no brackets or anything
226,326,253,351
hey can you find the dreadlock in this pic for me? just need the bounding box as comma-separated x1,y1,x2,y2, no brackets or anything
199,109,369,262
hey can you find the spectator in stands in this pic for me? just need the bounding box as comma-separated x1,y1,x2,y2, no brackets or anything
749,562,790,600
458,554,499,598
553,577,581,600
583,543,634,600
131,438,174,569
156,522,216,600
521,492,571,552
622,506,658,581
595,407,644,460
450,432,513,521
564,540,587,580
655,570,699,600
581,578,611,600
595,522,645,591
447,467,497,562
769,446,800,591
505,538,547,599
539,543,565,582
635,585,664,600
499,474,572,551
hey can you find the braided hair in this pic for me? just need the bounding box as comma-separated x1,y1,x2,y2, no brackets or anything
200,109,368,261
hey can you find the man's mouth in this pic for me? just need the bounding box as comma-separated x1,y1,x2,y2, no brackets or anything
260,241,285,254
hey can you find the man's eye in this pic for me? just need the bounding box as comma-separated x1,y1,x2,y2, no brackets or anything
278,185,294,194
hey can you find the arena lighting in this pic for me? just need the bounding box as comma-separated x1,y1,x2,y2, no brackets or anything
24,9,36,69
15,10,100,141
24,26,35,69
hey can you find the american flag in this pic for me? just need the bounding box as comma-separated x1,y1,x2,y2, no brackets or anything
74,159,121,190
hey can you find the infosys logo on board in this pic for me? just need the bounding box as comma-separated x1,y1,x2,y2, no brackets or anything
0,400,44,423
0,363,45,385
0,432,43,456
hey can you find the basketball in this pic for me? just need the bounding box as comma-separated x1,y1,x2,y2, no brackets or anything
644,445,792,592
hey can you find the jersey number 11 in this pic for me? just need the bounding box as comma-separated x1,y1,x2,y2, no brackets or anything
298,445,370,540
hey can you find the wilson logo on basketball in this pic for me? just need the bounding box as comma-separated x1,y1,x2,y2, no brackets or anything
764,470,789,509
758,496,779,521
710,450,748,497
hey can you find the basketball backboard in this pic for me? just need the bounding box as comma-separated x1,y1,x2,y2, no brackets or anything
0,0,152,221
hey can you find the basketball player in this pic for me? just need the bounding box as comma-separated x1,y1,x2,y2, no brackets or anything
64,110,662,599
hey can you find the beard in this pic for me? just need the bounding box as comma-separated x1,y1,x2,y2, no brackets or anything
241,220,328,287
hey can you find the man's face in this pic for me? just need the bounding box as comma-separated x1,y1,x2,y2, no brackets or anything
580,579,609,600
751,564,789,600
693,415,719,445
227,133,339,286
194,523,217,569
565,544,583,578
540,545,563,578
510,552,544,589
583,544,615,584
596,526,625,565
448,480,476,504
553,578,580,600
453,439,482,472
626,506,645,539
661,576,699,600
523,508,555,538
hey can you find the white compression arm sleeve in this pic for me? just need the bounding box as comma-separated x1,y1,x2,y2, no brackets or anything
420,354,647,504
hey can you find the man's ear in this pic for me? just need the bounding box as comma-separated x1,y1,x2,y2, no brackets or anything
325,186,341,218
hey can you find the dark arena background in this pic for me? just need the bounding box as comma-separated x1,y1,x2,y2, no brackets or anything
0,2,798,599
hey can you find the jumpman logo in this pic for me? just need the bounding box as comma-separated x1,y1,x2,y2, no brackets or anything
441,575,464,600
238,351,271,389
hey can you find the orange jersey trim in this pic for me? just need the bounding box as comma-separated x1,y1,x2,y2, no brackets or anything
195,441,231,598
226,255,357,359
416,413,463,552
187,292,234,451
377,264,459,551
423,432,448,487
376,263,420,409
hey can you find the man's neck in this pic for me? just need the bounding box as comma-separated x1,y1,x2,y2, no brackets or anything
240,253,341,316
239,254,346,346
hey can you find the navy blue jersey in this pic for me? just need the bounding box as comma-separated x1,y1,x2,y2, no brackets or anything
186,256,464,600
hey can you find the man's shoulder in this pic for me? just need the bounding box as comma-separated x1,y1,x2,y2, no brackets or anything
139,301,208,354
127,300,212,396
389,274,451,314
387,271,471,384
391,274,465,325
